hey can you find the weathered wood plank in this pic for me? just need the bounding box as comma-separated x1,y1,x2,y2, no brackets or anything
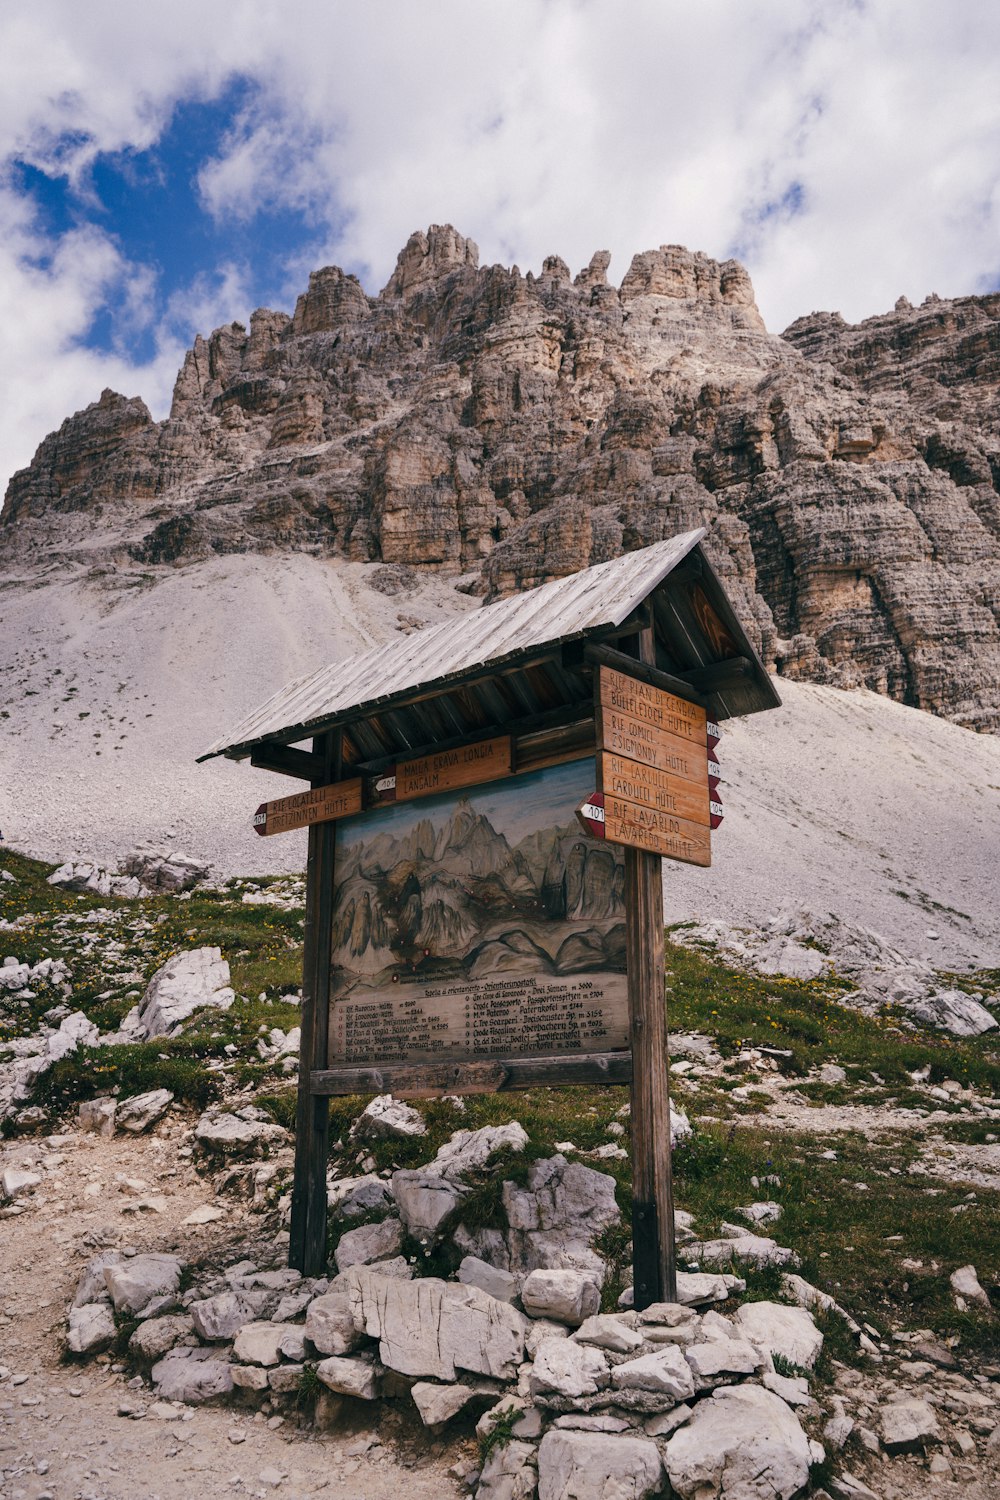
595,700,710,786
253,779,362,836
679,656,753,693
249,744,325,781
599,752,710,826
598,666,708,745
604,796,712,866
395,735,512,802
310,1050,633,1097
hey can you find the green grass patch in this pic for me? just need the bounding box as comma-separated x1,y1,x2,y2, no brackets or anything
36,1042,218,1112
664,935,1000,1096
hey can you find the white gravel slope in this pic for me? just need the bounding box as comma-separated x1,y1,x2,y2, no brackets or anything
2,555,998,968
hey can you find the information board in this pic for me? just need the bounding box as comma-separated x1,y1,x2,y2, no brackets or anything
326,758,628,1068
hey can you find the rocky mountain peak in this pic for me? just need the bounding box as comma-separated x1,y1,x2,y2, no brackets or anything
3,225,999,731
3,387,154,525
383,223,481,300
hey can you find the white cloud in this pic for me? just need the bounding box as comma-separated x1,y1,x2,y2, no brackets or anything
1,0,999,495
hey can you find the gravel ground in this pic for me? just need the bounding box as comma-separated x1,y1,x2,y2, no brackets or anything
0,1127,465,1500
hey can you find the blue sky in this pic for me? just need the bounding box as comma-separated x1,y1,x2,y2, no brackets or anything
1,0,999,498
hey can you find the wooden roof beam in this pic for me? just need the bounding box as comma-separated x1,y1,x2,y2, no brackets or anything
250,743,326,781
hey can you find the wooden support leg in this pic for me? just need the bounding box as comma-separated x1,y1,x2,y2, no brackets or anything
288,732,339,1275
626,623,677,1309
625,845,677,1308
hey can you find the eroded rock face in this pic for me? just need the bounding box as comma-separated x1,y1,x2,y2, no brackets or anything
5,229,1000,730
342,1265,526,1381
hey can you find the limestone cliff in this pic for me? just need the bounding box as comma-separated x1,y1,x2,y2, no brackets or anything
3,225,999,730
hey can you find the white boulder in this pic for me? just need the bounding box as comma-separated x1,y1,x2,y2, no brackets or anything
128,1315,194,1362
477,1438,538,1500
104,1254,183,1315
315,1354,378,1400
74,1251,121,1307
194,1111,288,1155
504,1156,619,1281
333,1216,403,1272
572,1314,644,1354
530,1339,610,1399
151,1347,234,1403
612,1346,695,1400
908,990,997,1037
537,1429,663,1500
78,1097,117,1136
343,1265,526,1381
950,1264,991,1309
522,1269,601,1326
128,948,234,1039
734,1301,823,1371
189,1290,257,1343
426,1122,528,1178
391,1170,465,1239
675,1271,744,1306
305,1290,364,1355
411,1381,480,1426
0,1167,41,1202
458,1256,519,1304
665,1384,812,1499
122,847,209,892
115,1088,173,1133
67,1302,116,1354
232,1322,287,1367
350,1094,426,1141
880,1398,940,1453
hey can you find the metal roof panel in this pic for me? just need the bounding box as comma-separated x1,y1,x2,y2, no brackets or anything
199,530,709,761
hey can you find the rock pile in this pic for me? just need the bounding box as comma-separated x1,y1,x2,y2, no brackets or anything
681,907,998,1037
63,1121,838,1500
46,847,211,900
0,1008,97,1125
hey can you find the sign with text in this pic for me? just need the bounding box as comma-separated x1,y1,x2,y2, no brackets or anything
600,752,710,826
594,667,712,866
598,667,708,745
602,796,711,866
396,735,512,802
327,758,628,1070
253,779,363,837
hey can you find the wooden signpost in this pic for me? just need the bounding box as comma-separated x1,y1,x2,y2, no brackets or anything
395,735,511,802
205,534,781,1304
575,658,722,1303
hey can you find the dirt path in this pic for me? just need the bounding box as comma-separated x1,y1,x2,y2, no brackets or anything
0,1126,466,1500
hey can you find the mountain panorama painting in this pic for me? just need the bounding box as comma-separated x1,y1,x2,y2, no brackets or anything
327,759,630,1067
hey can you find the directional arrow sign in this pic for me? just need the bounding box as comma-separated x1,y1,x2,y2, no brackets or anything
253,779,363,837
710,796,724,831
575,792,606,839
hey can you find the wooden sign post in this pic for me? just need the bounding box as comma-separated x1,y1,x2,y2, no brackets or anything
593,647,713,1307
